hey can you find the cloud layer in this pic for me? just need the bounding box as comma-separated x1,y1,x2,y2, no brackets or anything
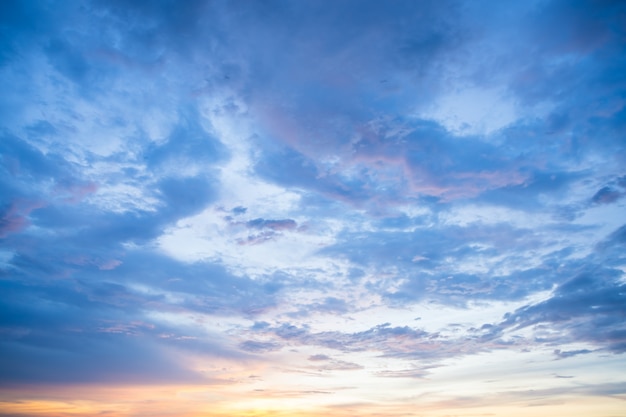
1,0,625,416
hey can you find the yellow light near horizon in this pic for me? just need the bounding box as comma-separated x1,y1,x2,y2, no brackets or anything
2,383,625,417
0,399,123,416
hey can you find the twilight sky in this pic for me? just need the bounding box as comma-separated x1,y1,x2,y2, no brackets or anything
1,1,625,416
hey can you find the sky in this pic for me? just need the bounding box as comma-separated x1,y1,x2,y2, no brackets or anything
0,0,625,416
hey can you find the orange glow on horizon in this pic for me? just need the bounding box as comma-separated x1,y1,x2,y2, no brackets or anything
1,383,625,417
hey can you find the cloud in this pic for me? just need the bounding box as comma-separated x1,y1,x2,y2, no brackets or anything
0,200,45,238
0,279,201,384
245,218,297,231
374,366,437,379
158,175,216,218
554,348,593,359
591,176,626,205
599,224,626,251
495,267,626,353
248,322,463,361
308,354,331,362
145,106,228,175
239,340,282,354
320,221,570,306
0,0,58,65
254,118,537,208
591,186,623,204
310,358,363,372
0,247,274,385
226,216,300,245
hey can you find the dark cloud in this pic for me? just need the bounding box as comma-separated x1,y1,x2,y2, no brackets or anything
245,218,297,231
255,145,365,203
591,186,623,204
0,132,99,240
0,278,198,384
554,348,593,359
0,117,221,251
477,169,586,211
237,231,279,246
0,0,62,65
245,0,625,215
158,175,216,218
44,37,95,86
229,216,299,245
95,0,218,58
0,248,273,384
599,224,626,250
527,0,626,54
308,354,331,362
239,340,282,354
0,132,64,180
590,175,626,205
0,336,203,385
496,268,626,353
0,201,42,238
100,251,282,317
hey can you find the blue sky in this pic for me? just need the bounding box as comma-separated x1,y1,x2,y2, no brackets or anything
1,1,625,416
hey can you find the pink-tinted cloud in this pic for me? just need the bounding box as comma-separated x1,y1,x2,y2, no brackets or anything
53,181,98,203
0,199,46,238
